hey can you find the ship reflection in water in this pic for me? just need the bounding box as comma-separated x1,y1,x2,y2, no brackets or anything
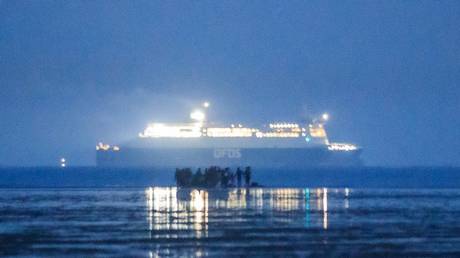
2,188,460,257
145,187,334,236
145,187,343,256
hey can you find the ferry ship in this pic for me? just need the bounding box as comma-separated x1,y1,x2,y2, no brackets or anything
96,103,362,168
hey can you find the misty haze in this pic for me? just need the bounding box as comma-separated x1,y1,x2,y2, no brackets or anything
1,1,460,257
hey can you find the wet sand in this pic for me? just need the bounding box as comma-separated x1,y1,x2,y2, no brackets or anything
1,188,460,257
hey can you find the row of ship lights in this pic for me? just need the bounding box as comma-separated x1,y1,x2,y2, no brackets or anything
215,123,306,130
200,124,309,138
193,102,328,140
61,102,352,167
133,102,331,145
94,102,355,154
192,102,329,129
96,142,120,151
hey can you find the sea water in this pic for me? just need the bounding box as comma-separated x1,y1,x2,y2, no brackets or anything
1,187,460,257
1,166,460,188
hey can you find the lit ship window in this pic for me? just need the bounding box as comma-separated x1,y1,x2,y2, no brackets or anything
309,127,327,138
206,127,254,137
328,143,357,151
96,142,110,151
257,132,300,138
139,123,202,138
269,123,300,129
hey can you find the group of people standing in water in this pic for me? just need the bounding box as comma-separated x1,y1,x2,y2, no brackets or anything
175,166,253,188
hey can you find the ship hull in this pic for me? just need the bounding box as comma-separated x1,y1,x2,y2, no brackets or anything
96,147,362,168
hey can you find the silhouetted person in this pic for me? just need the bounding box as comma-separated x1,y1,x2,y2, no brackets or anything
227,172,233,187
219,168,228,188
204,167,221,187
236,167,242,187
175,168,192,187
244,166,251,187
221,170,229,187
175,168,179,185
192,169,204,187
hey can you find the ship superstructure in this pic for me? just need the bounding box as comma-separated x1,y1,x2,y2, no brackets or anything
96,103,361,168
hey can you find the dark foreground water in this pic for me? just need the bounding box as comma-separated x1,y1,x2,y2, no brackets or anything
1,188,460,257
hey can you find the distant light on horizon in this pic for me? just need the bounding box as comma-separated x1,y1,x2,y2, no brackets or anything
322,113,329,121
60,158,66,168
203,102,210,108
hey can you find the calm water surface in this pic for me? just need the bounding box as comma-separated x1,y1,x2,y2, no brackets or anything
1,188,460,257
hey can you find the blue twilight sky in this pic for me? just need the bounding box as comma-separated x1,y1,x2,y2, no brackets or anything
1,0,459,166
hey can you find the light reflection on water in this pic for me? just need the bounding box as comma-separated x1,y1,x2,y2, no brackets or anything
2,188,460,257
145,187,337,257
145,188,342,241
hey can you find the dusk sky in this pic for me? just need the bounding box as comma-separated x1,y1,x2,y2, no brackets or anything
1,0,459,166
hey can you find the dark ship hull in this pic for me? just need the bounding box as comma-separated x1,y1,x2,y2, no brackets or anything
96,147,362,168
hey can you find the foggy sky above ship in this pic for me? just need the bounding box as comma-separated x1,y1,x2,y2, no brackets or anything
1,0,459,166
